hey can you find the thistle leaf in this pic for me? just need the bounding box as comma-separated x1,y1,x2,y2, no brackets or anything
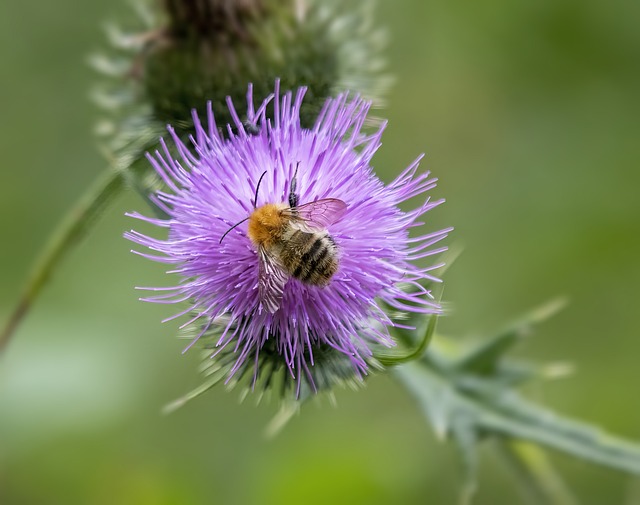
394,301,640,493
396,356,640,475
495,440,579,505
452,418,478,505
452,297,568,375
376,310,439,366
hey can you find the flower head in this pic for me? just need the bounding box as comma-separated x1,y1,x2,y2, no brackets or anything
126,82,449,397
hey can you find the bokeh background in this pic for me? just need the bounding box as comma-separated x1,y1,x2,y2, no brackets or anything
1,0,639,504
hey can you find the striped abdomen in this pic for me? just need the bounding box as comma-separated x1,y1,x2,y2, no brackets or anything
280,228,338,286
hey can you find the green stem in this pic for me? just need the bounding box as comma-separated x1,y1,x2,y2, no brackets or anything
0,169,126,354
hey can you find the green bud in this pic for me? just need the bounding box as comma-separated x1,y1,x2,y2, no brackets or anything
92,0,391,193
145,0,337,128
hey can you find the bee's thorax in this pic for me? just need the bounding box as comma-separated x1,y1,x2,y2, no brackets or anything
247,203,288,247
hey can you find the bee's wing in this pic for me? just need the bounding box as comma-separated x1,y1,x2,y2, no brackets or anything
258,246,289,313
282,198,347,230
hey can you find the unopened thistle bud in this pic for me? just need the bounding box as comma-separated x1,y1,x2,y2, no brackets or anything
92,0,391,194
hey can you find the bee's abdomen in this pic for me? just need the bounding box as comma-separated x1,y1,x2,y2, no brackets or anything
283,231,338,286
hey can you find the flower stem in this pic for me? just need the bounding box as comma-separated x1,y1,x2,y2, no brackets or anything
0,169,125,354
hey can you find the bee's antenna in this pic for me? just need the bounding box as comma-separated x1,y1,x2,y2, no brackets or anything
221,170,267,244
289,162,300,208
220,216,250,244
254,170,268,209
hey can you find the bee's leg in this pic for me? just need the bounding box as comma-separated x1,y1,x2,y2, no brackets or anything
289,162,300,208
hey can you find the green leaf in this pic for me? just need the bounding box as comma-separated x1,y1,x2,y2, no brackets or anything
395,346,640,478
452,418,478,505
494,440,579,505
376,311,439,366
264,401,301,439
452,297,568,375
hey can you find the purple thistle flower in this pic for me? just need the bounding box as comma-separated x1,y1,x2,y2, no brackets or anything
126,82,450,396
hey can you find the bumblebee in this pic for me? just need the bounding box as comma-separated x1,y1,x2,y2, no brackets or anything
221,168,346,313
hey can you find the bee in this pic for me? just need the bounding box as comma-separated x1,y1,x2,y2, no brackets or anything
242,119,261,136
220,167,347,313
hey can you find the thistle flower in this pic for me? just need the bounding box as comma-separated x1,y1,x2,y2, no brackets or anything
125,82,450,398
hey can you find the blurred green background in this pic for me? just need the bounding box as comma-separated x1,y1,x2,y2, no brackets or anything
1,0,639,504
